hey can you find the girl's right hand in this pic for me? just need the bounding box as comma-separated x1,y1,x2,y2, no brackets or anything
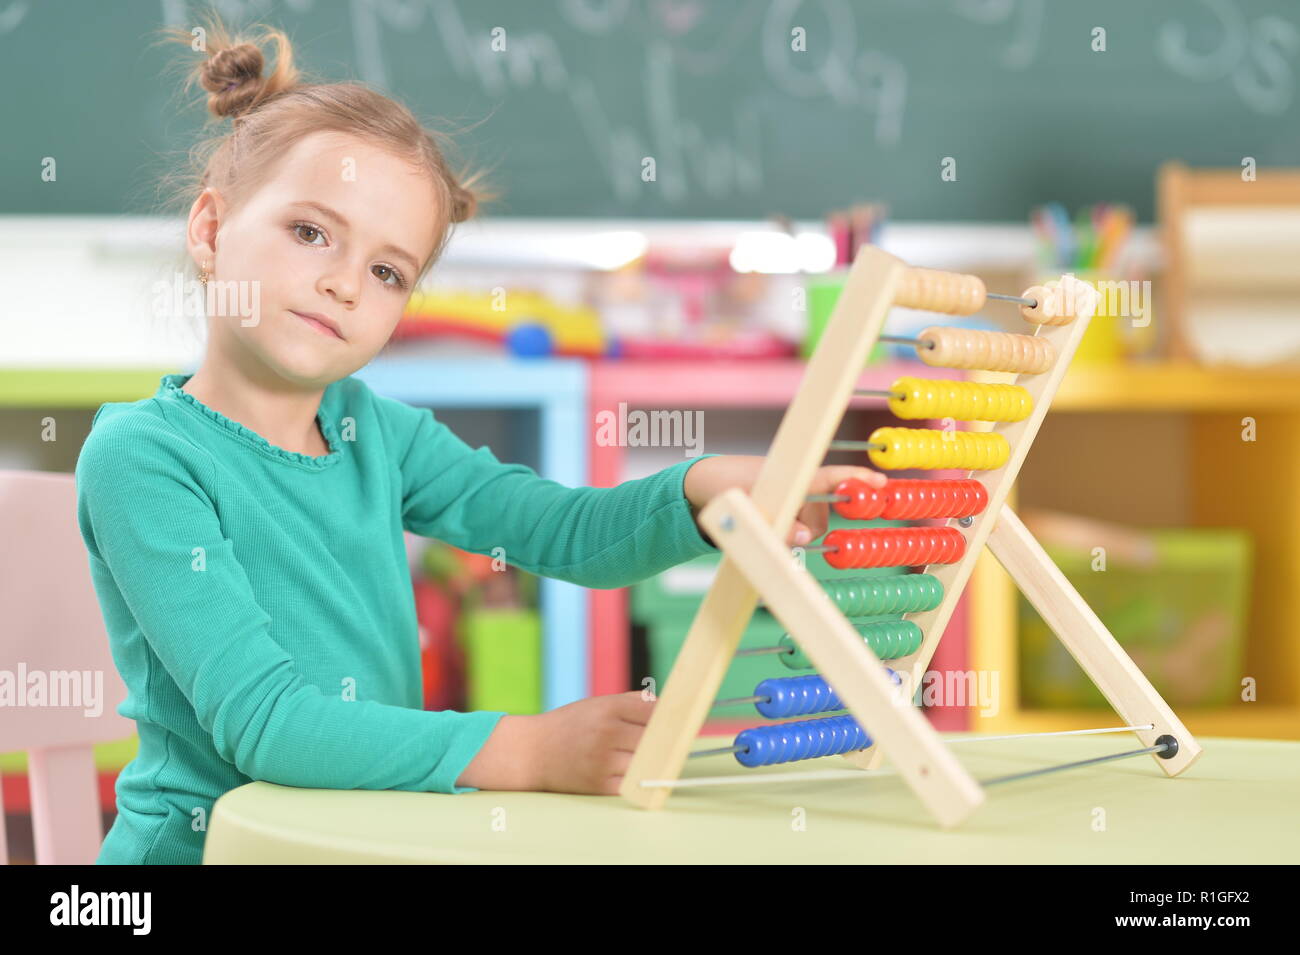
532,690,655,795
457,690,655,795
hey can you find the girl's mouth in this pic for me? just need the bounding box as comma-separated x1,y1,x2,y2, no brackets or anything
290,310,344,340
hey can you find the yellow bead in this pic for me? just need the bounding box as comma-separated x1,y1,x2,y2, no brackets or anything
867,427,1010,471
887,377,1032,422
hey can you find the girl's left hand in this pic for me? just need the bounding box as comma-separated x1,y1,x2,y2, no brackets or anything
683,455,887,548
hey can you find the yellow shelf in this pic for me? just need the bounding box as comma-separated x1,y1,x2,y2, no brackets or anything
1051,361,1300,411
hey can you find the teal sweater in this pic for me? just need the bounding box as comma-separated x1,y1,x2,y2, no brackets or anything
76,372,718,864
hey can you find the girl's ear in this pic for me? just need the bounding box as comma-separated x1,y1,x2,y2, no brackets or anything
186,187,227,267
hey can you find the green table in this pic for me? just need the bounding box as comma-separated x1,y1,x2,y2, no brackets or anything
203,734,1300,864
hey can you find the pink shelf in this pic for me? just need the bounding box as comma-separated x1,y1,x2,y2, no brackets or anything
589,358,949,407
587,357,973,732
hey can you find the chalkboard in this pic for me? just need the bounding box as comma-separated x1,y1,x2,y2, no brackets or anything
2,0,1297,221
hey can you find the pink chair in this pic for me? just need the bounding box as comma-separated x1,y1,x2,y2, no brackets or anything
0,469,135,864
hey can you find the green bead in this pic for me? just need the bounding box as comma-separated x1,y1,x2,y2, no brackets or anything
778,632,810,669
819,574,944,616
858,620,924,658
778,619,924,669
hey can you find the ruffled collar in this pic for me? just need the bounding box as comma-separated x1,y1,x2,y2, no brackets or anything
157,373,343,471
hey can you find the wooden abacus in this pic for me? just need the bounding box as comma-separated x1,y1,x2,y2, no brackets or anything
619,245,1203,828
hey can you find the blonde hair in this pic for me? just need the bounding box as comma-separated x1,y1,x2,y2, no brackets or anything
154,11,493,287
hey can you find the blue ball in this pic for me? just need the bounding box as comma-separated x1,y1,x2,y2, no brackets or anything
506,322,553,358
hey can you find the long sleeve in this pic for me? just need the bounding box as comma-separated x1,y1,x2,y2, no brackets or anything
76,413,503,794
390,400,720,589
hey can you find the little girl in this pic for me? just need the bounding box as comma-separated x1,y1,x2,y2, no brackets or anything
75,15,885,865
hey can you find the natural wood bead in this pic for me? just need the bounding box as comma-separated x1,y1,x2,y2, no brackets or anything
1020,275,1099,326
917,326,1056,374
894,267,986,315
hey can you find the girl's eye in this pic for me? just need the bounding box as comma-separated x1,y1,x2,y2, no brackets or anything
292,222,326,246
291,220,406,289
372,264,407,289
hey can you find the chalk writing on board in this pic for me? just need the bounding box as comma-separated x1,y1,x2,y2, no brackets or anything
761,0,907,146
1157,0,1297,115
146,0,907,202
573,41,763,203
347,0,774,202
952,0,1044,71
0,0,29,35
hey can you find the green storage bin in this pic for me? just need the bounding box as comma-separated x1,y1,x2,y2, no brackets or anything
645,607,787,705
1018,528,1252,709
463,608,542,714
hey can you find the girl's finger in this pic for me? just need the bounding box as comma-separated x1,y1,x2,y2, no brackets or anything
811,465,887,493
796,502,828,542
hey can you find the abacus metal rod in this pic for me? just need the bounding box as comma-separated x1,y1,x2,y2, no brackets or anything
691,743,747,758
690,723,1157,760
978,739,1174,788
946,724,1155,744
692,741,1174,770
714,694,768,708
686,736,1177,789
946,722,1159,748
738,643,903,663
877,334,933,348
640,767,901,788
828,440,887,451
987,291,1037,306
649,741,1164,789
878,294,1037,349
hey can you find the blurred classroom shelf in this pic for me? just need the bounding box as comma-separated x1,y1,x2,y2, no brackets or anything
0,215,1159,372
348,356,588,711
4,354,1296,744
0,368,184,406
2,216,1294,800
974,361,1300,741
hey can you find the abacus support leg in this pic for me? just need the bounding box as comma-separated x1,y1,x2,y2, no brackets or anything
984,507,1204,778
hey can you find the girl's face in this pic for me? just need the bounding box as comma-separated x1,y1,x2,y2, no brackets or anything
187,130,441,388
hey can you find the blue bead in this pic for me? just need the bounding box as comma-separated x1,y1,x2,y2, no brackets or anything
756,672,908,718
732,714,874,767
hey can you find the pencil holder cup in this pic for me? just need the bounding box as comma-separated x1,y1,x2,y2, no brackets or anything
802,272,888,363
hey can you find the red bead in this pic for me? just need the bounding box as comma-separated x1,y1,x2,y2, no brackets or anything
823,526,967,569
832,478,886,520
832,478,990,522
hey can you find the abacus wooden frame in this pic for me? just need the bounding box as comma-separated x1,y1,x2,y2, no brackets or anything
618,244,1203,828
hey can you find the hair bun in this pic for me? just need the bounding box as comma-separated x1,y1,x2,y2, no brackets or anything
200,43,266,118
449,182,478,224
